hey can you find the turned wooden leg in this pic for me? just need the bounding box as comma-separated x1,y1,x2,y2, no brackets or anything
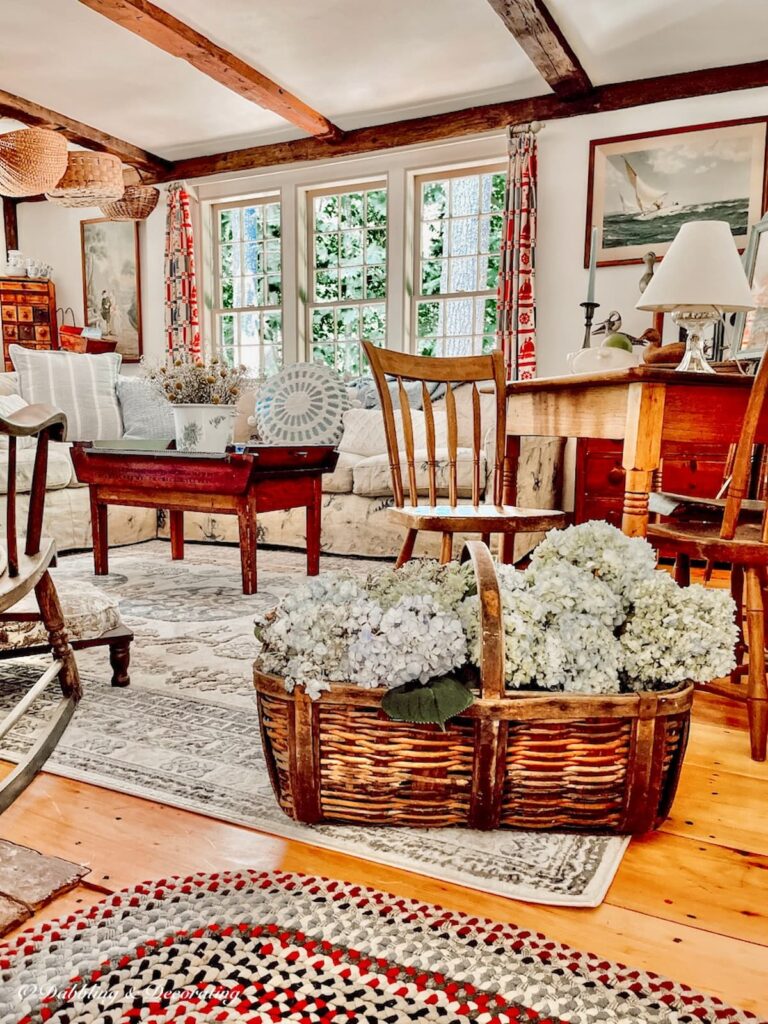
440,532,453,564
621,382,664,538
109,638,131,687
500,434,520,563
731,565,746,681
744,568,767,762
395,529,418,569
89,489,109,575
674,554,691,587
238,497,258,595
34,571,81,702
481,532,491,547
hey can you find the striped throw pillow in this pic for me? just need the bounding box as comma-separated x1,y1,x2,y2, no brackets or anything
10,346,124,441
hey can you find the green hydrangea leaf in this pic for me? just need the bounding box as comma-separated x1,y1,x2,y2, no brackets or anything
381,675,474,730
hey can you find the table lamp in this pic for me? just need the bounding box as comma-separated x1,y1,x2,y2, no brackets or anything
636,220,755,373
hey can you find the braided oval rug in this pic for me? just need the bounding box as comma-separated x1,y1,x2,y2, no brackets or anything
0,872,760,1024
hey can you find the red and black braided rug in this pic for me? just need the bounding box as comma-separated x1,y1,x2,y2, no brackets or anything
0,871,761,1023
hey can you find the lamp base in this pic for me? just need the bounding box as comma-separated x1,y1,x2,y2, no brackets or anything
670,309,718,374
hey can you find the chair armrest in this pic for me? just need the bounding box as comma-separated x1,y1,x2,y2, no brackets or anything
0,404,67,442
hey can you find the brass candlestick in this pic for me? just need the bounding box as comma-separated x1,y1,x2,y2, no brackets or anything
580,301,600,349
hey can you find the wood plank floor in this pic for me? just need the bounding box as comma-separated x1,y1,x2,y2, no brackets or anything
1,689,767,1015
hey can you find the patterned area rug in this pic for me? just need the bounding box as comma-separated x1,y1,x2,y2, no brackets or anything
0,871,759,1024
0,541,628,908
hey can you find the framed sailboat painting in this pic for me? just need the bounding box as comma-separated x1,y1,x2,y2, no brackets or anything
585,117,767,267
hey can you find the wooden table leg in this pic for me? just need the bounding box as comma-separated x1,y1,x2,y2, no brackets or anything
621,382,665,538
500,434,521,563
169,510,184,560
89,488,109,575
238,496,257,595
306,477,321,576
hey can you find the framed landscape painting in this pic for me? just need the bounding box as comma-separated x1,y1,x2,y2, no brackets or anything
80,218,142,361
585,118,767,267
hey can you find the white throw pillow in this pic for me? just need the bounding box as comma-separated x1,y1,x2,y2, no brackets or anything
338,407,448,458
10,347,124,442
0,393,35,448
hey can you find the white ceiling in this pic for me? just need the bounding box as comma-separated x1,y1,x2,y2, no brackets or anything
0,0,765,162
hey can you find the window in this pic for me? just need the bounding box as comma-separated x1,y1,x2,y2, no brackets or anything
413,167,505,358
307,183,387,378
213,197,282,376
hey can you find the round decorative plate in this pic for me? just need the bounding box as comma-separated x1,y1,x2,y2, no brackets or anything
254,362,349,445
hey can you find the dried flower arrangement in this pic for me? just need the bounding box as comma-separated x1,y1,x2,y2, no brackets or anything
143,357,252,406
255,521,739,727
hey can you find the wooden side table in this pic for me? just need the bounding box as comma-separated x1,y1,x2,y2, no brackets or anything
70,443,338,594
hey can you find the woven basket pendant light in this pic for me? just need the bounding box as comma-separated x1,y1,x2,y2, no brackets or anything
0,127,69,197
46,150,124,207
99,167,159,220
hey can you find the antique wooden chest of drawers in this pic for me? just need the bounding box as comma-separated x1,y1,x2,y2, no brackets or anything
574,437,730,528
0,277,58,371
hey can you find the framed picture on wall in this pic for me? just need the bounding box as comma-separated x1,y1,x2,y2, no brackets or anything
585,118,767,268
80,218,142,362
730,213,768,359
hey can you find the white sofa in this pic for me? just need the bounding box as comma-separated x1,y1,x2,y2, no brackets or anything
0,369,564,563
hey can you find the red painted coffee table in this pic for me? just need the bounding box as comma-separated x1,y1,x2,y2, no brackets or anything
70,443,338,594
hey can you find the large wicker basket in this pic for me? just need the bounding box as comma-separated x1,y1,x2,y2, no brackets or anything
255,542,693,835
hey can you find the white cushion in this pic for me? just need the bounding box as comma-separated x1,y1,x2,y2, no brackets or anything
352,447,487,499
0,443,73,494
0,578,121,648
322,451,363,494
10,347,124,442
338,407,448,458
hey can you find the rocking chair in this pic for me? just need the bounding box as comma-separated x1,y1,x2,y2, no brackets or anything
0,403,80,812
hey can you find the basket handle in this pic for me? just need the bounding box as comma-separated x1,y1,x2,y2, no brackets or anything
460,541,505,700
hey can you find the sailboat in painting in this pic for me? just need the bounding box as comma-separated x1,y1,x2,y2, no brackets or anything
622,159,679,219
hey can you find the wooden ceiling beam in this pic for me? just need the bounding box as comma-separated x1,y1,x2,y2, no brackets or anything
163,57,768,183
0,89,169,175
2,198,19,256
78,0,342,141
486,0,592,98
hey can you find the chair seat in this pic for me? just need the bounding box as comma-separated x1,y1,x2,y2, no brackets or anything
648,519,768,566
649,490,764,521
388,503,567,533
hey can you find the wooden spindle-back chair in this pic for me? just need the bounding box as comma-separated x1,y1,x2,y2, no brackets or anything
363,342,566,567
647,349,768,761
0,403,81,812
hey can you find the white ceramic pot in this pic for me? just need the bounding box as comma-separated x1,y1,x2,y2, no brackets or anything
172,403,237,453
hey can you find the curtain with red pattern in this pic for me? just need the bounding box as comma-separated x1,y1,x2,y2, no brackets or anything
496,129,537,380
164,183,201,361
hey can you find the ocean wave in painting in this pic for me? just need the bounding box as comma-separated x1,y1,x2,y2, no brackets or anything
603,198,748,249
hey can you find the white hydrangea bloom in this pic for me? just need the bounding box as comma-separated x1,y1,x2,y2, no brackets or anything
348,593,466,689
621,571,738,688
460,585,551,689
531,521,656,608
366,558,473,611
525,559,624,628
538,613,622,694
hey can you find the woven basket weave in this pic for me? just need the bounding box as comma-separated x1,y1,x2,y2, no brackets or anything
46,151,124,207
99,184,159,221
255,542,693,835
0,128,68,197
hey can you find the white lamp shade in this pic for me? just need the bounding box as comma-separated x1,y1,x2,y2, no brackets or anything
636,220,755,313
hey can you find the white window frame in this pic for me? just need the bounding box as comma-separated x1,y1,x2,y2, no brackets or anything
411,162,506,359
305,179,388,377
211,194,283,374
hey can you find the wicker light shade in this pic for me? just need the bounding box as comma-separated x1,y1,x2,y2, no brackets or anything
99,183,159,220
46,151,124,207
0,127,69,197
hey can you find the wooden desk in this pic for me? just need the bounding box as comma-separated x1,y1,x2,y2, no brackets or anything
502,367,757,557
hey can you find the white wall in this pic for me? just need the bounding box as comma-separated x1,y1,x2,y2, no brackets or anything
11,84,768,375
